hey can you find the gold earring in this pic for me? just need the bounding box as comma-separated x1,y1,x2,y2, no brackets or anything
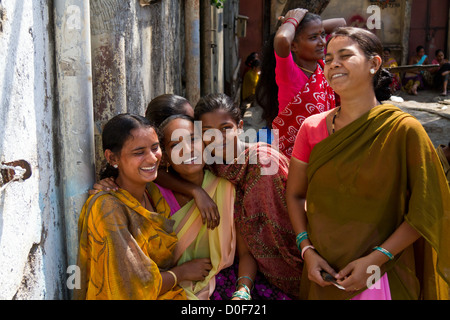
166,163,169,173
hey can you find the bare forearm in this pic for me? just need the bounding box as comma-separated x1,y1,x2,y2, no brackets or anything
275,8,307,58
235,232,257,291
274,25,296,58
286,158,310,247
237,252,258,288
159,271,177,295
366,221,421,268
286,194,308,235
381,221,420,258
323,18,346,34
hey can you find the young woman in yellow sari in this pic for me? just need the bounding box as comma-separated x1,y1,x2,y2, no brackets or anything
91,113,236,300
75,114,212,300
287,27,450,300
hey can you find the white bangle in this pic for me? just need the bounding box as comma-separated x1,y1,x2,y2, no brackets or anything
166,270,178,290
301,245,315,260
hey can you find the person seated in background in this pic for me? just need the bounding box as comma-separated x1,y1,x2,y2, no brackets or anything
242,52,261,100
431,49,450,96
382,48,401,93
241,52,261,115
403,45,429,95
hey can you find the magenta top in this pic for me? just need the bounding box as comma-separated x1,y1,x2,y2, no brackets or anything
275,50,309,114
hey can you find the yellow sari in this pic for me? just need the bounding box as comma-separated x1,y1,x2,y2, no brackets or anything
74,188,186,300
148,170,236,300
301,104,450,300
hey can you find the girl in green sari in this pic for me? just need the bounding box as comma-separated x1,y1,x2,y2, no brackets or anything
286,27,450,300
153,114,236,300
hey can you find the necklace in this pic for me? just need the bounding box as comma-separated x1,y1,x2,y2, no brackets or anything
297,64,316,74
331,106,341,134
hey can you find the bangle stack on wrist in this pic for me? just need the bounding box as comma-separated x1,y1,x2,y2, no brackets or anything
232,276,253,300
296,232,316,260
283,17,299,29
296,231,308,250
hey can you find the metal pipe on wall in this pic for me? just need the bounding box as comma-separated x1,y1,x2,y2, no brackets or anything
201,0,212,96
185,0,201,105
53,0,95,274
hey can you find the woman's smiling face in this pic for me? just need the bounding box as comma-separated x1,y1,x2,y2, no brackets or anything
199,109,241,162
324,36,375,96
115,126,161,185
162,118,205,177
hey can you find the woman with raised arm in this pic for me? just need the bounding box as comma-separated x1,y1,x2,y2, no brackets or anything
256,8,345,157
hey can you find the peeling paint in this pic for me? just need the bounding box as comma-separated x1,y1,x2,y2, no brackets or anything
0,0,66,300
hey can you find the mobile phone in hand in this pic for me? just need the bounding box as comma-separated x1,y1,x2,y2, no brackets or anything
320,270,345,290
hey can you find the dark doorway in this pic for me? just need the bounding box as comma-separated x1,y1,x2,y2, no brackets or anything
409,0,449,61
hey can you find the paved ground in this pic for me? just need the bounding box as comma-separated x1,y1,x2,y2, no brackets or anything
388,89,450,147
242,88,450,148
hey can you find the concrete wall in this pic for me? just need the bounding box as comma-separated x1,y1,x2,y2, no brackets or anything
90,0,186,176
0,0,67,299
321,0,410,65
0,0,241,300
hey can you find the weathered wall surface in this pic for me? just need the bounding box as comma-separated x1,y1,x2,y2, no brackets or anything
0,0,67,299
90,0,185,177
321,0,410,64
0,0,240,300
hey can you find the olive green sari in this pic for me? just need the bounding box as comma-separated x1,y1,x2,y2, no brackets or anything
301,104,450,300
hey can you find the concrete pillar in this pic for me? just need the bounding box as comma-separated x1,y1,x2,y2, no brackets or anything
53,0,95,273
185,0,201,105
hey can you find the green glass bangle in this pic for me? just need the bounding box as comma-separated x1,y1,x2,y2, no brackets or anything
236,283,251,294
236,276,254,290
373,246,394,260
232,290,251,300
296,231,308,250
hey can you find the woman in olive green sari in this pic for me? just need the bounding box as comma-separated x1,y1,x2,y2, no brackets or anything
286,27,450,300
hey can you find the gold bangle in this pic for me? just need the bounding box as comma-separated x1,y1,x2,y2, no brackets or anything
166,270,178,290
